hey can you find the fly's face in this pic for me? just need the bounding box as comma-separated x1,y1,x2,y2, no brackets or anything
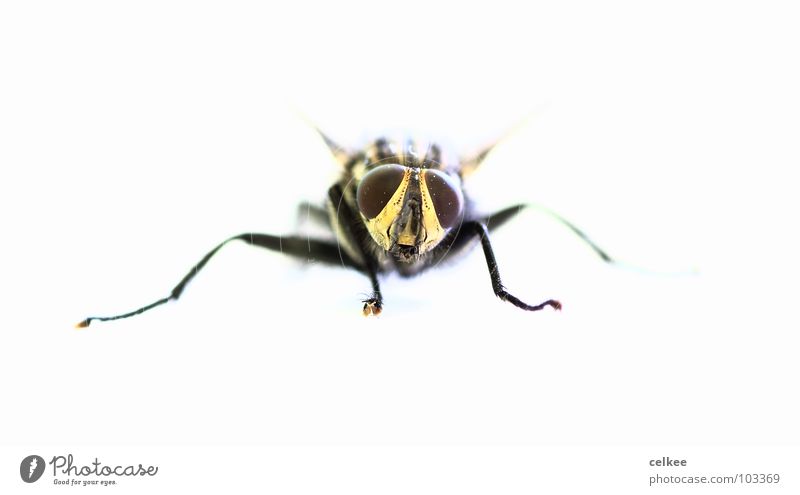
355,161,465,262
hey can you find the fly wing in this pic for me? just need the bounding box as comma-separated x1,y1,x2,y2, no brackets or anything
293,110,353,167
459,112,544,178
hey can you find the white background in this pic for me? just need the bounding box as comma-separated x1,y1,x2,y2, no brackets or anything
1,0,799,492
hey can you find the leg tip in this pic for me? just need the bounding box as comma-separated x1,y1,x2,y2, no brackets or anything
362,298,383,317
74,319,91,329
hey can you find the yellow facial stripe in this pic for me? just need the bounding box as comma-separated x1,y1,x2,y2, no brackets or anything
419,171,446,253
363,168,412,250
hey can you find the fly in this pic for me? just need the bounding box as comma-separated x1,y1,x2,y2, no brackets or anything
76,130,613,327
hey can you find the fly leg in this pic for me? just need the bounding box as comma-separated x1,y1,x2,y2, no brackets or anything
296,201,330,227
328,184,383,316
434,220,561,312
360,272,383,316
470,221,562,311
481,203,613,263
76,233,358,327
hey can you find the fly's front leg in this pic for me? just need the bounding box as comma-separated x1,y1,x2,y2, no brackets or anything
466,221,561,312
361,269,383,316
328,183,383,316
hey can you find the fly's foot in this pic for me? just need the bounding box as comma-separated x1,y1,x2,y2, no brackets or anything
362,297,383,316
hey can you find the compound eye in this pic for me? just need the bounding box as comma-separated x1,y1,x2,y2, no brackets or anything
357,164,407,219
422,169,464,229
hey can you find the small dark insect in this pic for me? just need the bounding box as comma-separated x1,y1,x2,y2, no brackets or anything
76,130,612,327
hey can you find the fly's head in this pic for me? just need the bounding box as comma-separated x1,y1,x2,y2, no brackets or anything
355,159,465,263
